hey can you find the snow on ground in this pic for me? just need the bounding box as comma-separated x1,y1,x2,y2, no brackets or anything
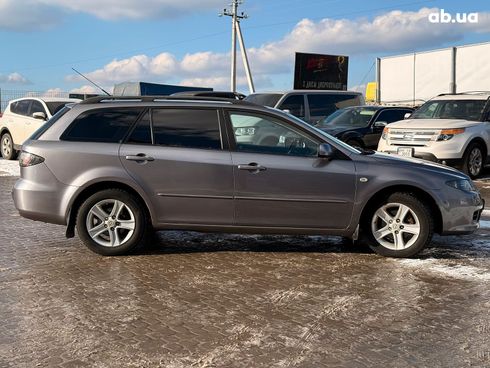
0,159,20,177
396,258,490,281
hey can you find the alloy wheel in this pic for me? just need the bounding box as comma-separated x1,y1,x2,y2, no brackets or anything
2,135,12,158
468,147,483,177
86,199,136,247
371,202,421,250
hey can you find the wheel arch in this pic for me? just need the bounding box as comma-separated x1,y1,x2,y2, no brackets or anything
359,184,443,235
465,137,488,159
65,180,153,238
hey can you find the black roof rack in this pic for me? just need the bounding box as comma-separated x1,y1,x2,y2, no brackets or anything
80,95,256,106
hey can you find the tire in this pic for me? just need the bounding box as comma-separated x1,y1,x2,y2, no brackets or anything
363,192,433,258
76,189,149,256
462,143,485,179
345,139,363,149
1,132,16,160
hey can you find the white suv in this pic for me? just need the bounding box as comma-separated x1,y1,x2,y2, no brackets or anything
0,97,80,159
377,93,490,178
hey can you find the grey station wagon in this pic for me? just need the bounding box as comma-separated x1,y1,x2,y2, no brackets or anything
13,96,484,257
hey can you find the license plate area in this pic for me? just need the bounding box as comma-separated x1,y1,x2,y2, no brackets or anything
397,147,413,157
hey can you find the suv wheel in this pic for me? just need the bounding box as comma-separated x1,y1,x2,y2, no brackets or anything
364,192,433,257
462,143,484,179
1,133,16,160
76,189,148,255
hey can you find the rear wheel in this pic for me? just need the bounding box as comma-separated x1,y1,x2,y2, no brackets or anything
363,192,433,257
462,143,485,179
1,132,16,160
76,189,149,255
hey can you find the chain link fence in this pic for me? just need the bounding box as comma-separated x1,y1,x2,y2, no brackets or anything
0,88,69,112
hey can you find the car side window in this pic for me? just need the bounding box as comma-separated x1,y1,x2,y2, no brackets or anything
127,111,152,145
61,108,143,143
279,95,305,118
229,112,318,157
11,100,31,116
376,109,409,124
152,108,222,150
30,101,46,116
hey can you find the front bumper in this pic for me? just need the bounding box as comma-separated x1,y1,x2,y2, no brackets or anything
440,190,484,235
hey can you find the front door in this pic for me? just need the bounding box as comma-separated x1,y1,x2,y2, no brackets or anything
227,110,356,229
120,108,234,225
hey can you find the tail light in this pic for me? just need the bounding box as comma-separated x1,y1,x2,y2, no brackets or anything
19,151,45,167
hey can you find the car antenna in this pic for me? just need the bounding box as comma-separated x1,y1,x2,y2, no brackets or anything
71,67,111,96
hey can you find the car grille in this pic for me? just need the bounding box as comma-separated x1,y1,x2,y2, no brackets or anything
387,129,440,146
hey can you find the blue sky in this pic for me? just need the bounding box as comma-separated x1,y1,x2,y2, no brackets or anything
0,0,488,94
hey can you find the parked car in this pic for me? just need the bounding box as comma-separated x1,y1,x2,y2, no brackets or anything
377,92,490,178
316,106,414,149
171,91,246,100
13,96,483,258
0,97,81,160
244,90,364,124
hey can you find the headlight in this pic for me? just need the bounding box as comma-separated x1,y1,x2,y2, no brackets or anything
235,127,256,136
436,128,465,141
446,179,476,192
381,127,389,140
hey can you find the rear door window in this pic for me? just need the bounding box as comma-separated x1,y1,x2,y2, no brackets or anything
307,94,361,118
151,108,222,150
11,100,31,116
61,108,143,143
376,109,411,124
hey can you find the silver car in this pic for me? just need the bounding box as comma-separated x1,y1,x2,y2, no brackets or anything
13,96,484,257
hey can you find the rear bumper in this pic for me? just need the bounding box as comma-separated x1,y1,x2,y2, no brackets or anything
12,164,78,225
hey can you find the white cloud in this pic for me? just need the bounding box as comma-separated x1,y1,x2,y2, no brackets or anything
0,72,31,84
0,0,224,30
69,85,100,94
65,8,490,91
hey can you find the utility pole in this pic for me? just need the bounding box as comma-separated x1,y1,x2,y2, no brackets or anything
220,1,255,94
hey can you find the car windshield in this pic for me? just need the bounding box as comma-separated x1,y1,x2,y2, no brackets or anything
411,99,486,121
244,93,282,107
45,101,71,115
317,107,377,128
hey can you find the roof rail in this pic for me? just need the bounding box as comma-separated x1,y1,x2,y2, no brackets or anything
437,91,490,97
80,95,257,106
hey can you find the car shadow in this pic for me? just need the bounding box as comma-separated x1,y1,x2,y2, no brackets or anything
136,231,373,256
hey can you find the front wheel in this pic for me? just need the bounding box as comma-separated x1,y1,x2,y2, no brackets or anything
76,189,149,255
363,192,434,257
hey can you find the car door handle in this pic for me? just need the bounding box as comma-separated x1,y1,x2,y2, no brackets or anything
125,153,155,162
238,163,267,172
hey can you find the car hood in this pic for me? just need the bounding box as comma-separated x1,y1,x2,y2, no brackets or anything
388,118,480,129
369,152,468,179
319,126,356,136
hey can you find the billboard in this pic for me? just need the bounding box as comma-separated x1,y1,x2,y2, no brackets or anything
294,52,349,90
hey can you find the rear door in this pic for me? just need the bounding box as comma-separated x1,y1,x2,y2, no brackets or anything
226,110,356,229
9,99,32,145
120,107,234,225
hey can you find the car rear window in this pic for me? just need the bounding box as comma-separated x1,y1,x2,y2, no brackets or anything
30,106,72,140
46,101,71,115
61,108,143,143
151,108,222,150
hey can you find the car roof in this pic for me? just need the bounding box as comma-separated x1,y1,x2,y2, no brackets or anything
431,92,490,101
10,97,81,103
249,90,362,95
342,105,412,110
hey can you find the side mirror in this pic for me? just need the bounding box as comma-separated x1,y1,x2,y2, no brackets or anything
374,121,387,128
32,112,47,120
318,143,335,160
404,112,412,119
